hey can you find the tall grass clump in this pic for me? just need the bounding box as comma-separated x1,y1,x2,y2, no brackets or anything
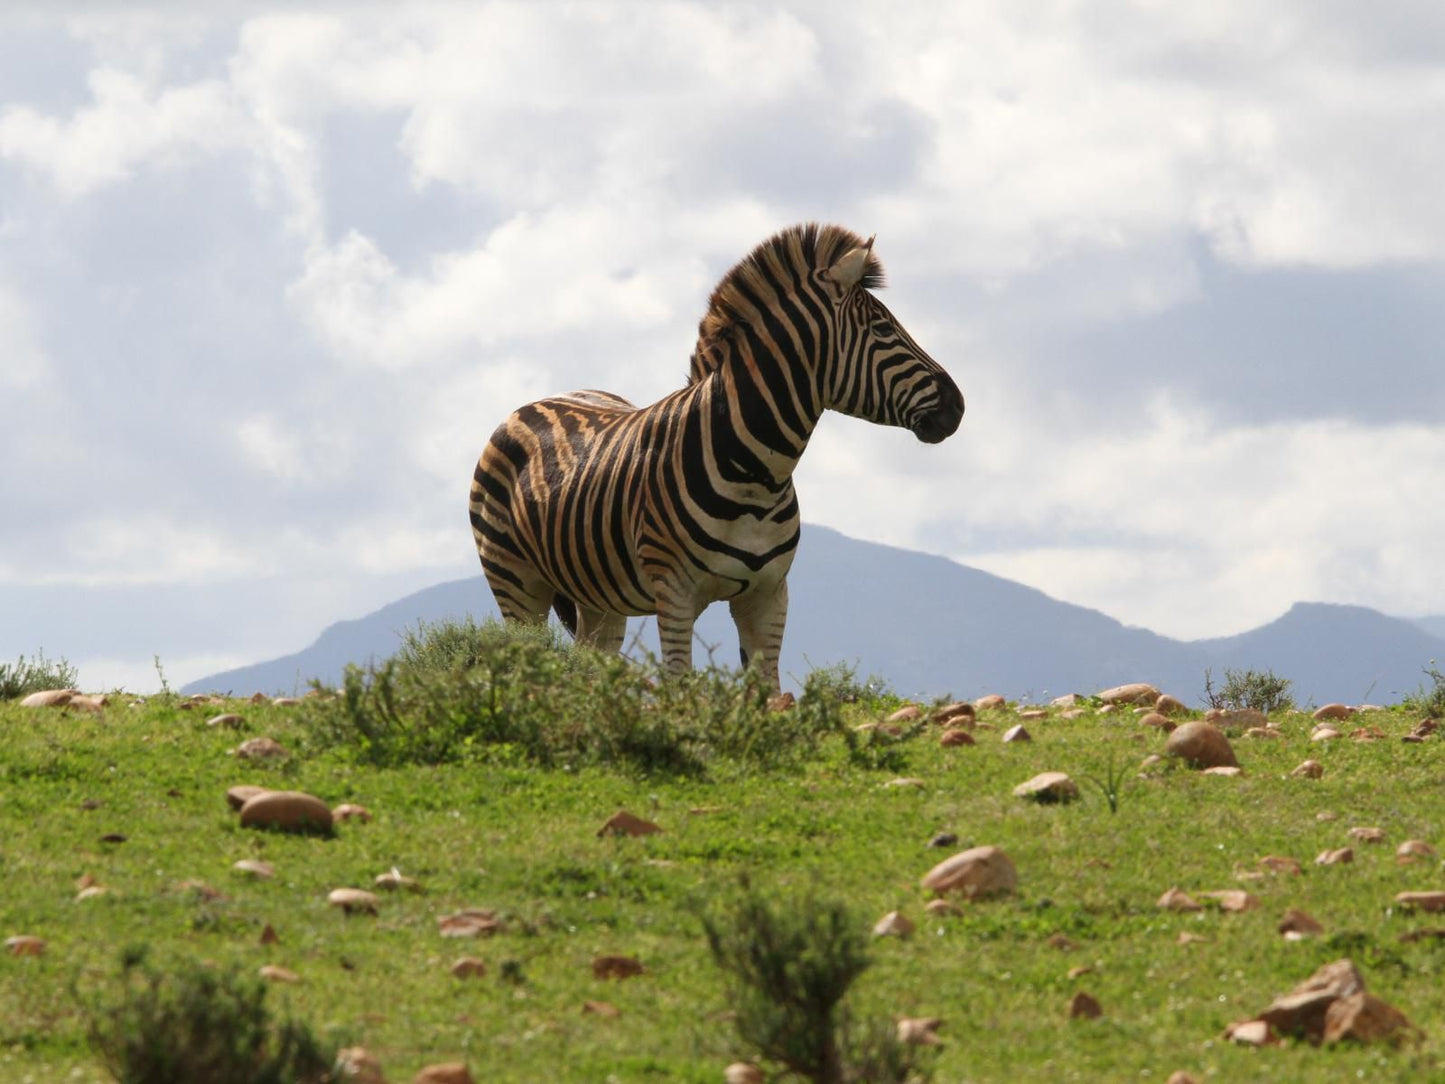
698,880,935,1084
1203,666,1294,713
1404,659,1445,718
84,949,337,1084
303,618,845,775
0,650,79,699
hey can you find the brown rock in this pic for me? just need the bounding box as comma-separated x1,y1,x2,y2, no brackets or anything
438,910,499,938
592,954,645,980
225,784,270,811
924,898,960,917
973,694,1007,711
1157,886,1202,912
271,696,302,707
939,728,974,746
258,964,299,983
1165,1073,1200,1084
1397,839,1435,859
5,935,45,957
582,999,621,1017
450,957,487,978
1323,992,1417,1045
335,1046,385,1084
1017,708,1048,720
920,846,1017,899
1046,933,1078,951
1395,891,1445,912
1258,855,1302,876
1097,683,1159,705
1202,765,1242,777
1348,826,1385,844
1244,726,1279,740
1155,694,1189,715
724,1064,765,1084
887,704,922,724
236,736,287,760
412,1065,474,1084
259,923,279,945
19,689,76,708
895,1016,943,1045
332,803,372,823
1138,711,1174,730
75,885,109,901
1313,703,1356,721
1163,721,1237,769
1001,724,1031,743
232,859,275,879
1225,1019,1276,1046
1139,753,1163,771
598,810,662,838
1351,726,1386,742
375,869,421,891
1049,693,1081,708
1202,890,1260,913
206,712,245,729
933,701,975,726
240,791,333,834
872,910,914,938
1096,703,1116,714
1067,964,1093,979
1279,909,1324,938
1012,771,1079,803
328,888,378,915
1068,991,1103,1019
1311,726,1341,742
1176,931,1208,945
1291,760,1324,779
1257,958,1364,1042
1316,847,1354,865
1059,708,1086,719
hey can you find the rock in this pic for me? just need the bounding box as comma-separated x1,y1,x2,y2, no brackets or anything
236,736,287,760
271,697,302,707
332,803,372,823
260,924,279,945
920,845,1017,899
598,810,661,838
933,701,976,726
225,784,270,811
1059,709,1086,720
1202,766,1242,777
1397,840,1435,859
592,954,645,980
1155,694,1189,715
1138,711,1174,730
1002,724,1031,743
1049,693,1081,708
1323,992,1417,1045
1202,890,1259,912
926,831,957,849
1279,909,1324,937
724,1064,765,1084
67,694,106,713
1097,683,1159,705
232,859,275,879
334,1046,385,1084
1176,931,1208,945
1156,887,1202,912
887,705,922,724
1347,827,1385,844
412,1065,474,1084
1316,847,1354,865
896,1017,943,1045
450,957,486,978
19,689,75,708
1017,709,1048,720
924,898,960,917
582,999,621,1017
1068,964,1093,979
1046,933,1078,951
939,728,974,746
1244,726,1278,740
1254,959,1365,1043
5,935,45,957
872,911,914,938
882,777,925,789
1225,1019,1276,1046
1351,726,1386,742
1068,991,1103,1019
1012,771,1079,803
1316,811,1339,822
1215,709,1268,731
1165,1073,1200,1084
328,888,378,915
1096,704,1116,714
1290,760,1323,779
438,910,499,938
1395,891,1445,912
1139,754,1163,771
206,713,245,729
239,791,334,834
1258,855,1302,876
1313,703,1356,721
75,885,109,901
258,964,299,983
973,694,1007,711
1163,721,1237,769
1311,726,1341,742
375,869,421,891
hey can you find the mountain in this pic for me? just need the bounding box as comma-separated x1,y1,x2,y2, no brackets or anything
1410,615,1445,642
185,525,1445,706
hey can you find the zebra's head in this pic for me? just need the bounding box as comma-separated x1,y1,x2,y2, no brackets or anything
820,236,965,444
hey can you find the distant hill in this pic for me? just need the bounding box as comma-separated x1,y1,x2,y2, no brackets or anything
185,525,1445,706
1410,615,1445,642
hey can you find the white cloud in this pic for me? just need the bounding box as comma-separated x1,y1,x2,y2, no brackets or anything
0,284,49,389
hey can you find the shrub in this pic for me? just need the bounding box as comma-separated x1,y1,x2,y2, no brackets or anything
1203,667,1294,713
85,949,337,1084
1403,659,1445,718
302,618,844,775
698,880,935,1084
0,650,79,700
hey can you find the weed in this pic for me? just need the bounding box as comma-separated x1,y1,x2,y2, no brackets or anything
0,650,79,699
1403,659,1445,718
799,660,893,708
1083,752,1128,813
1203,666,1294,713
83,948,337,1084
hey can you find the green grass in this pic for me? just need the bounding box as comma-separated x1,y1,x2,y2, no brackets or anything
2,679,1444,1082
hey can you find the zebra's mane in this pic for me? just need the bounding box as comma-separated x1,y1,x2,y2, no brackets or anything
688,223,885,385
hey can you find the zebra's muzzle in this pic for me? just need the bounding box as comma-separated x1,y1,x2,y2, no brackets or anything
910,379,965,444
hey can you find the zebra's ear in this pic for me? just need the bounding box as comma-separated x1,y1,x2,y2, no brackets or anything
826,235,875,291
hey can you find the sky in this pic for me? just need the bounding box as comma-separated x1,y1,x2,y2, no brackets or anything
3,3,1445,692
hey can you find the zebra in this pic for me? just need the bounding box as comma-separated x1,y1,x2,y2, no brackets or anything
468,223,964,692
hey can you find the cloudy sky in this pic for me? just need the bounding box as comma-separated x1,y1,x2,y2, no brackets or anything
4,3,1445,691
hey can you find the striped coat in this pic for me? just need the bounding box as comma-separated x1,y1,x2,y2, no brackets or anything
469,223,964,690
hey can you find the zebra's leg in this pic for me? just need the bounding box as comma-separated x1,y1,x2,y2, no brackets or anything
480,554,554,627
729,578,788,693
574,605,627,656
653,596,702,675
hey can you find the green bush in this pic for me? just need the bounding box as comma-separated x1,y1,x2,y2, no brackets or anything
85,950,337,1084
1203,666,1294,713
0,650,79,699
303,618,845,775
1404,660,1445,718
698,880,935,1084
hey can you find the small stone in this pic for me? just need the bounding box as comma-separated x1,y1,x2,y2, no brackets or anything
438,910,499,938
1139,754,1163,771
973,694,1007,711
933,701,976,726
872,911,914,938
226,784,270,810
233,859,275,879
1067,964,1093,979
335,1046,385,1084
332,803,372,823
240,791,334,834
598,810,662,837
1202,766,1242,777
19,689,75,708
926,831,957,849
883,777,925,789
921,846,1017,899
271,697,303,707
248,692,269,704
1313,703,1356,721
329,888,379,915
939,728,974,746
1138,711,1174,730
1017,708,1048,720
1050,693,1081,708
1176,931,1208,945
1258,855,1302,876
1323,992,1417,1045
100,833,127,844
67,694,106,713
1291,760,1323,779
1225,1019,1275,1046
1316,810,1339,822
924,898,960,917
1046,933,1077,951
1096,703,1116,714
592,954,644,980
582,999,621,1017
1155,694,1189,715
1059,709,1086,719
1068,991,1103,1019
1202,890,1260,913
1164,720,1237,769
1165,1073,1200,1084
375,869,421,892
1279,909,1324,937
259,964,299,983
1350,726,1386,742
5,936,45,957
1397,840,1435,859
75,885,109,901
1097,683,1159,705
724,1064,765,1084
887,705,922,724
896,1017,943,1045
1002,724,1031,743
1395,891,1445,912
1157,887,1202,912
450,956,487,978
260,923,279,945
1316,847,1354,865
1347,827,1385,844
1012,771,1079,803
1311,726,1341,742
207,712,245,729
236,736,287,760
1244,726,1278,740
411,1064,475,1084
